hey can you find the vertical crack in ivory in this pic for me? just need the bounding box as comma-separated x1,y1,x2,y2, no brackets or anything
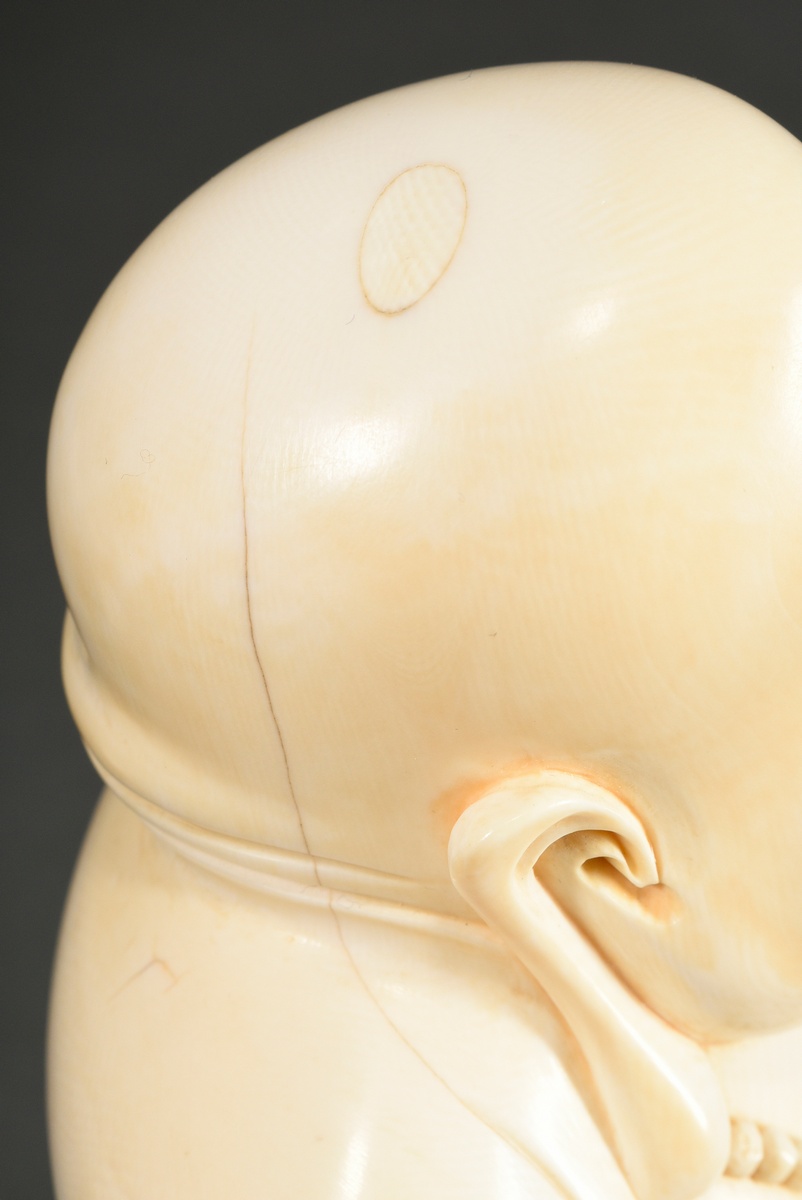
239,317,309,853
236,322,528,1167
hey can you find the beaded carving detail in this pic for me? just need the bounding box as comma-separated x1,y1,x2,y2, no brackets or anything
726,1118,802,1189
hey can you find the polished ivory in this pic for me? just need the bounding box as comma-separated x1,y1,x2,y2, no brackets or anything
47,62,802,1199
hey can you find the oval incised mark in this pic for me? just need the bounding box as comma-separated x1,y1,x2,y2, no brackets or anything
359,164,467,315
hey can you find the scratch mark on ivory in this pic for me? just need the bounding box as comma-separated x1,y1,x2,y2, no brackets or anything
111,956,178,1000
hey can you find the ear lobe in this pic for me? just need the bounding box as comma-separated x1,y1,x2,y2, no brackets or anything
448,770,729,1200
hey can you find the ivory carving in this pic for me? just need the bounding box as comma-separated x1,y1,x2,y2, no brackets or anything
47,62,802,1200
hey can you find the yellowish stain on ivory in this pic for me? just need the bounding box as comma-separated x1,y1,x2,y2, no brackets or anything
359,164,467,314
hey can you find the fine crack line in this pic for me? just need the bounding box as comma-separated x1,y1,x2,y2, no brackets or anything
330,914,572,1198
240,318,311,854
240,322,566,1196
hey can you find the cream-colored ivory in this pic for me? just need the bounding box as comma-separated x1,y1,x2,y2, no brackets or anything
449,772,731,1200
47,62,802,1200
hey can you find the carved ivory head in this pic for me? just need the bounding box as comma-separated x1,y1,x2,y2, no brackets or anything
48,62,802,1200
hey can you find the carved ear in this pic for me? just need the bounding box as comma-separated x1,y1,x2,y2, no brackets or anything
448,770,729,1200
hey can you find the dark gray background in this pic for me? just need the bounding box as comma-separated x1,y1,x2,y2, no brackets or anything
4,1,802,1194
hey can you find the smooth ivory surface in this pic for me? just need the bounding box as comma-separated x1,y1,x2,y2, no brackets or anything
47,62,802,1199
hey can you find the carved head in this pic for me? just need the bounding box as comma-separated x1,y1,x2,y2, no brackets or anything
49,62,802,1200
